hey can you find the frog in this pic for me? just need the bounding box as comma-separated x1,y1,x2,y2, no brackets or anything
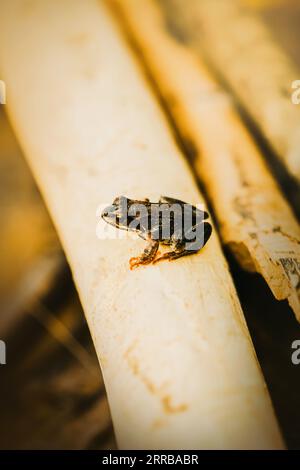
101,196,212,269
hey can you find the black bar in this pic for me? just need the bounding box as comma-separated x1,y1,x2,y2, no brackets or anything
0,450,298,466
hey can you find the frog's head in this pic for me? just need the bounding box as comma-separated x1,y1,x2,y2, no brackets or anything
101,196,130,229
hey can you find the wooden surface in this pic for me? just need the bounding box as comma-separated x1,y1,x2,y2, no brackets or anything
161,0,300,183
110,0,300,320
0,108,115,449
0,0,299,449
0,0,283,449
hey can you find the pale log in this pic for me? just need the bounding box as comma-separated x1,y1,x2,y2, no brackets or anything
161,0,300,183
0,0,283,449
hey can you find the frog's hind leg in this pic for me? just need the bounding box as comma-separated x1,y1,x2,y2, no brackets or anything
153,248,197,264
153,240,196,264
129,239,159,270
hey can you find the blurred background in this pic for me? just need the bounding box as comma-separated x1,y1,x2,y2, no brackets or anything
0,0,300,449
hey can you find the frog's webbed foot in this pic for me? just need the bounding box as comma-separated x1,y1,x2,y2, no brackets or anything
129,239,159,270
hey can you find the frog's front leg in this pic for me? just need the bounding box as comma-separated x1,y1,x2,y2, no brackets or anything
129,239,159,270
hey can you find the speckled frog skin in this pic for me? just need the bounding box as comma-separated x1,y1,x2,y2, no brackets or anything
101,196,212,269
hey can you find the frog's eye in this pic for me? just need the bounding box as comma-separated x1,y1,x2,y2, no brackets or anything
114,195,128,204
101,204,116,218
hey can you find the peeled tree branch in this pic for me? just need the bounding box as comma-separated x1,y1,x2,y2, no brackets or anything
161,0,300,183
0,0,283,449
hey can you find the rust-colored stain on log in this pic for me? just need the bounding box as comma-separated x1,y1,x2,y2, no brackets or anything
161,395,188,414
124,342,188,415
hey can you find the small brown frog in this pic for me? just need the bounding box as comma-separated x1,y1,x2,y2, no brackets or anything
101,196,212,269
